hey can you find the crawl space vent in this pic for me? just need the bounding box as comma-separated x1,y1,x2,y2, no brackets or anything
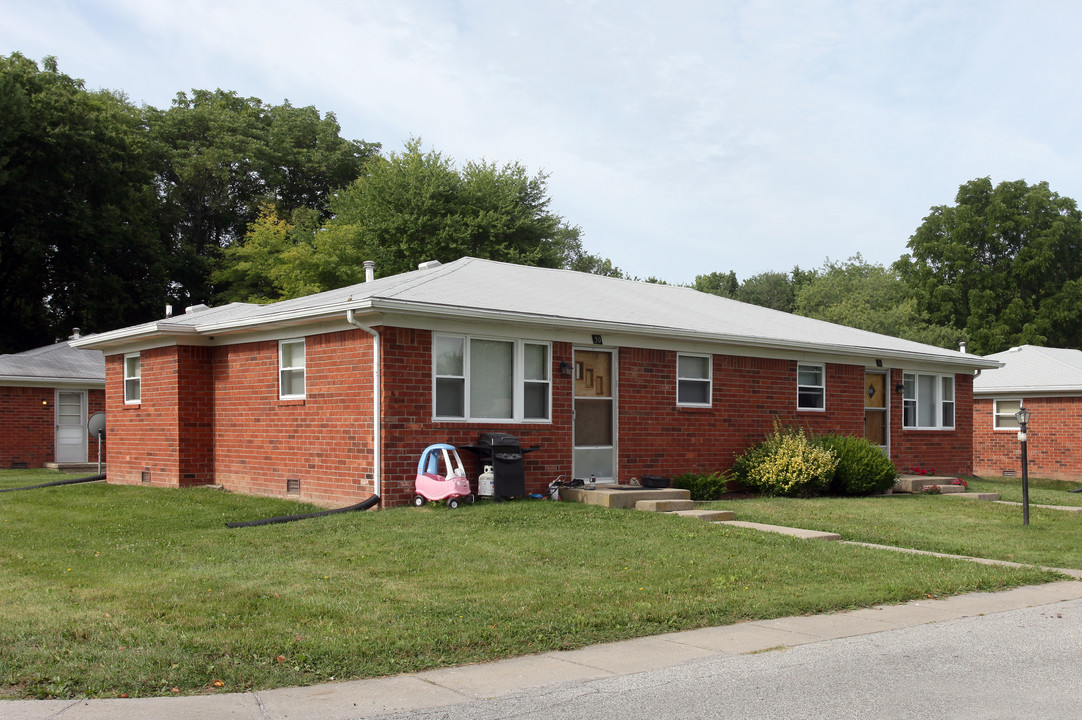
141,471,151,484
286,478,301,494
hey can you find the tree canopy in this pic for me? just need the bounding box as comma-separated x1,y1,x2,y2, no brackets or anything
794,255,963,348
896,177,1082,354
0,53,165,352
215,139,589,300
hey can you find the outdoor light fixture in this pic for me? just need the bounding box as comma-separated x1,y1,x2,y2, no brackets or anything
895,383,905,393
1015,406,1031,526
559,361,573,376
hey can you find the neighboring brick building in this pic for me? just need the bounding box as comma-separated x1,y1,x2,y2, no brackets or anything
974,345,1082,482
0,340,106,468
74,257,994,506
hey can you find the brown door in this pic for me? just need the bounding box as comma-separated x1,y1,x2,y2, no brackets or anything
864,372,887,447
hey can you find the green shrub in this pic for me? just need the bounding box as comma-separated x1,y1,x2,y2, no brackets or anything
672,470,732,501
732,423,837,497
813,433,897,496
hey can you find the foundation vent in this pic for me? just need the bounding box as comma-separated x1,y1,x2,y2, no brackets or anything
286,478,301,494
141,471,151,484
1001,470,1017,477
9,462,27,470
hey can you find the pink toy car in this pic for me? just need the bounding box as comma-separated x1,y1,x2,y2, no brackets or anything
413,443,475,508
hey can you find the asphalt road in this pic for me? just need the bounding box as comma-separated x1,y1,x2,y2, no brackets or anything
372,598,1082,720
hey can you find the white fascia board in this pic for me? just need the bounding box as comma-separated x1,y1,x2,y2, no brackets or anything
70,322,203,352
0,377,105,389
974,386,1082,397
368,299,1001,371
193,301,371,335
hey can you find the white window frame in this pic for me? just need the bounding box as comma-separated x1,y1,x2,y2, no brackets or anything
279,338,306,400
676,353,712,407
796,363,826,411
993,398,1022,431
123,353,141,404
902,372,955,430
432,334,552,423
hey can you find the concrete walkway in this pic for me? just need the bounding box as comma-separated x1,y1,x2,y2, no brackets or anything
6,576,1081,720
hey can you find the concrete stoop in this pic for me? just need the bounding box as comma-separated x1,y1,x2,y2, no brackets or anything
560,486,691,509
894,475,967,494
635,499,694,512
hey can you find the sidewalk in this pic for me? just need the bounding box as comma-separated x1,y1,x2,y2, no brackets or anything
7,578,1082,720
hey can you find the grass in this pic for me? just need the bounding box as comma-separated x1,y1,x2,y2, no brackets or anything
703,477,1082,570
966,475,1082,506
0,470,1065,699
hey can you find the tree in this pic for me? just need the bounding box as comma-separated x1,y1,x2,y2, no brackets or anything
735,271,796,312
221,139,592,297
693,270,738,298
146,90,378,306
795,255,964,348
0,53,166,352
896,177,1082,354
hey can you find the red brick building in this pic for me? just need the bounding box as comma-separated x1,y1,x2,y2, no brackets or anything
974,345,1082,482
74,258,994,506
0,340,106,469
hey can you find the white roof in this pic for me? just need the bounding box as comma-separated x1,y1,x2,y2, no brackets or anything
74,257,995,369
974,345,1082,395
0,341,105,386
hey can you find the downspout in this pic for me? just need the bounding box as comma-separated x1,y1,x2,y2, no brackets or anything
347,308,381,499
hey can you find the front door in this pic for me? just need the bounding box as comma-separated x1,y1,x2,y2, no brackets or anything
573,349,615,481
55,390,87,463
864,372,887,450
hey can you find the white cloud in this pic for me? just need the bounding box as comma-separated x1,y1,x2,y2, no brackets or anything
3,0,1082,283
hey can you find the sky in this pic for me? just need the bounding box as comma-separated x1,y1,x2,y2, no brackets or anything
4,0,1082,285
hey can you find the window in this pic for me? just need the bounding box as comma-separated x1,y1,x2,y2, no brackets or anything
902,372,955,429
124,353,141,404
994,399,1022,430
433,335,551,422
797,363,825,410
676,354,711,406
279,339,306,399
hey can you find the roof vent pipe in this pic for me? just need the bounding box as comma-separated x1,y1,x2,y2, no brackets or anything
70,328,80,340
364,260,375,283
959,341,967,353
165,304,173,318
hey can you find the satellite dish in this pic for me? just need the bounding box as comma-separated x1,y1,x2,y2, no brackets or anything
87,412,106,438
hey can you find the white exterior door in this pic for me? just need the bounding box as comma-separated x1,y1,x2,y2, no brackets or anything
55,390,87,463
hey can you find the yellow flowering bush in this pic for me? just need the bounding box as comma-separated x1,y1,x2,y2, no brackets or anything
733,423,838,497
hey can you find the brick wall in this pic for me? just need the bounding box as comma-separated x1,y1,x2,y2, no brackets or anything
378,328,572,506
973,395,1082,481
618,351,866,478
0,386,105,468
213,331,377,505
99,324,977,504
888,369,974,476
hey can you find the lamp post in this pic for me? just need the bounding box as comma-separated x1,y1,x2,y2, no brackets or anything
1015,406,1031,526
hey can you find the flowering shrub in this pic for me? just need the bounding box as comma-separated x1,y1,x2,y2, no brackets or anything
909,466,936,476
733,423,838,497
920,484,942,495
951,478,968,489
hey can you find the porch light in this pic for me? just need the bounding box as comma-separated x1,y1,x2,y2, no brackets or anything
1015,406,1030,427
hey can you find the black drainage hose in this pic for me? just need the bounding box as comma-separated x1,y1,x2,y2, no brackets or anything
0,474,106,493
226,494,381,528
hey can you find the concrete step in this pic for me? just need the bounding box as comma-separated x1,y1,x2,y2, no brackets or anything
560,486,691,509
635,499,695,512
717,520,841,541
895,475,965,493
671,509,735,521
946,492,1000,501
43,462,105,474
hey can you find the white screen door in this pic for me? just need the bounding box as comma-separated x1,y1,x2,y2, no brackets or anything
55,391,87,463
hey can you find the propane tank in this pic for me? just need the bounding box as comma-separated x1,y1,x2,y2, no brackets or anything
478,465,495,497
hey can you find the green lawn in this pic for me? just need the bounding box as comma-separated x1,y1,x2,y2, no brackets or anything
0,470,1064,699
703,478,1082,570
